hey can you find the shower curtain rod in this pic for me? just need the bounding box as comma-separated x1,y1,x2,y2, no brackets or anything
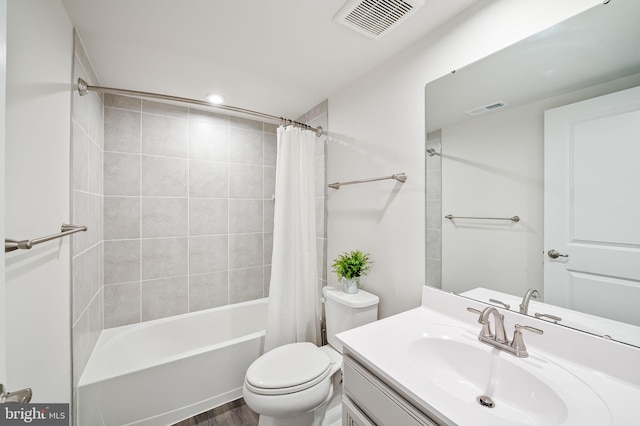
76,78,323,137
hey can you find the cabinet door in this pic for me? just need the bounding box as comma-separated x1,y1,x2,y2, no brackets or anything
343,356,439,426
343,396,376,426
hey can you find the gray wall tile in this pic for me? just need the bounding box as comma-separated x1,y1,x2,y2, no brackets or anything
104,282,141,328
72,124,89,191
72,189,90,257
263,265,271,297
264,233,273,266
143,100,188,119
264,133,277,166
230,116,262,131
104,196,140,240
189,109,228,126
189,272,229,311
141,114,188,158
142,155,188,196
229,199,263,233
426,230,442,260
142,237,188,280
189,120,229,162
88,93,104,147
230,267,263,304
229,233,263,269
142,276,188,321
104,240,141,285
263,166,276,199
229,164,262,198
264,123,278,135
104,93,141,111
142,197,188,238
104,108,141,153
189,235,228,274
88,139,103,194
263,200,274,234
189,198,228,236
104,152,140,196
88,194,103,248
230,128,263,165
189,160,228,198
426,200,442,230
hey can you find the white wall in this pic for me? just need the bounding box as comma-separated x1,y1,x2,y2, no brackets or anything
327,0,601,318
0,0,6,385
5,0,73,402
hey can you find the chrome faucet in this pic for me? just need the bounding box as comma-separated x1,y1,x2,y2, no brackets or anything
478,306,508,344
467,306,543,358
519,289,540,314
0,384,32,403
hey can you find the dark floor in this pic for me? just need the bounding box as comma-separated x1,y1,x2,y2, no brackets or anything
173,399,259,426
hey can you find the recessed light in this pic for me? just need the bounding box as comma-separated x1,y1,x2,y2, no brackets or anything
207,94,225,104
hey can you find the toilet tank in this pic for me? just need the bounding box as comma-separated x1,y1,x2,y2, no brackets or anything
322,286,379,354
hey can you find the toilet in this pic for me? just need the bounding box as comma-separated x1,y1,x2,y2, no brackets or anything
243,286,379,426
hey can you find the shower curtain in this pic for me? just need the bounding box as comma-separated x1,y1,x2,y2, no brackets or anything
264,125,319,352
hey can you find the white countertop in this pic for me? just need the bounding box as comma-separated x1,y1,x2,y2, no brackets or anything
337,286,640,426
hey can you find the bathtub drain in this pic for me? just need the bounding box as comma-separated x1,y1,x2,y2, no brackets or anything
476,395,495,408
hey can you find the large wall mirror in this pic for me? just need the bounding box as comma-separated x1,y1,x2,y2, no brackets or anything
425,0,640,347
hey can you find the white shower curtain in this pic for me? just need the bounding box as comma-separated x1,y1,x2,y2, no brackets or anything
264,125,319,352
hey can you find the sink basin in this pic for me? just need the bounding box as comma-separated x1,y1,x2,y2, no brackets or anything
407,325,611,426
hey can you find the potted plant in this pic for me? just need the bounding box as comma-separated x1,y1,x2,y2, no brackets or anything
331,250,372,294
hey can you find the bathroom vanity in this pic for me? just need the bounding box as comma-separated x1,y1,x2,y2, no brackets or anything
337,286,640,426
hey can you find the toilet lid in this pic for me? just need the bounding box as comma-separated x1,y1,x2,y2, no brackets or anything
246,342,331,392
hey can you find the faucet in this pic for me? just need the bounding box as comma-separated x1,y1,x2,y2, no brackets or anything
467,306,543,358
519,289,540,314
478,306,508,344
0,384,32,403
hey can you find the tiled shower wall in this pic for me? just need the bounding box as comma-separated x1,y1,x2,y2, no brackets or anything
102,96,328,328
71,31,104,395
426,130,442,288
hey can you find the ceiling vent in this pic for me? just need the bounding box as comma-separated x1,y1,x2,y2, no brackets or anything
335,0,425,40
466,101,509,116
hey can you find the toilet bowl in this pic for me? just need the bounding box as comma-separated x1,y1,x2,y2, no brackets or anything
243,286,379,426
243,343,342,425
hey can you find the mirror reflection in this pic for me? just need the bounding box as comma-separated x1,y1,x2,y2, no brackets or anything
425,0,640,347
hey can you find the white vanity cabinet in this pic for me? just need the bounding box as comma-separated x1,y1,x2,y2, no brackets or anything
342,353,441,426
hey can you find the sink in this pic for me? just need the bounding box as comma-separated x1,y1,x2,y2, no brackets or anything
406,325,611,426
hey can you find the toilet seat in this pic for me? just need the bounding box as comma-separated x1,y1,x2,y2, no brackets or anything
245,342,332,396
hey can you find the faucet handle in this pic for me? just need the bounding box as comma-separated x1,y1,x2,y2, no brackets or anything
466,307,494,339
511,324,544,357
516,324,544,335
489,299,511,310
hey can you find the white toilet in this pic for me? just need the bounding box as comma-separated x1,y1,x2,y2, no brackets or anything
243,286,379,426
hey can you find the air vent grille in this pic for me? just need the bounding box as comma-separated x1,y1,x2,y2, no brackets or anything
335,0,425,39
466,101,508,116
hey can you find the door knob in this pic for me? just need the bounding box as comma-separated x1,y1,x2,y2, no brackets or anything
547,249,569,259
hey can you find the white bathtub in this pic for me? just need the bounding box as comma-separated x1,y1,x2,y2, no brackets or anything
78,298,268,426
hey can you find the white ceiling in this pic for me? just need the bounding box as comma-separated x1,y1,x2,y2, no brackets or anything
61,0,478,119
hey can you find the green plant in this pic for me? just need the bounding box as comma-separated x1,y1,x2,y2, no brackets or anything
331,250,372,281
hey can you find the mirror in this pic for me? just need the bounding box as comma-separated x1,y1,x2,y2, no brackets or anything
425,0,640,347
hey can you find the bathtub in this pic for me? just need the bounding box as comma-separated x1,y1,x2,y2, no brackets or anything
78,298,268,426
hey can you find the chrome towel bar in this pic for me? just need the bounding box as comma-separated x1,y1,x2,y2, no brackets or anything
5,224,88,253
445,214,520,223
328,173,407,190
